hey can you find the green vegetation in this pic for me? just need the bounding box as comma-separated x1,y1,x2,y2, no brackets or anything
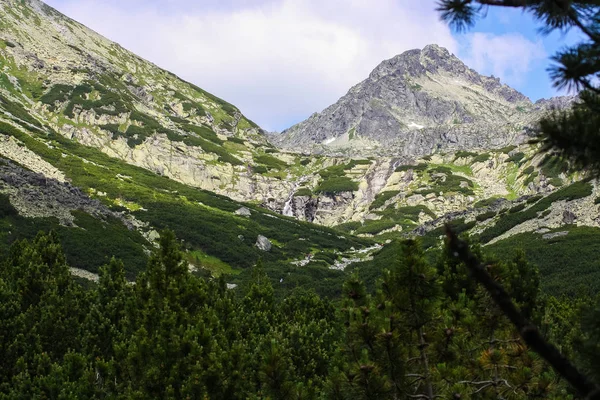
0,194,147,278
0,232,583,398
488,226,600,296
334,221,362,233
395,163,427,173
315,161,363,194
477,180,593,243
0,121,367,278
498,145,517,154
507,151,526,164
227,136,245,145
416,168,475,196
474,196,501,208
454,150,478,159
315,176,358,194
355,219,398,235
539,154,570,180
522,165,535,175
294,187,313,197
0,94,42,127
255,153,288,171
475,210,496,221
369,190,400,210
473,152,491,163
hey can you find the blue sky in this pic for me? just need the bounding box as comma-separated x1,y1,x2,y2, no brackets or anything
44,0,583,131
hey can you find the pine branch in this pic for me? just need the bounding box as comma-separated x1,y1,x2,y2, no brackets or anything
445,225,600,400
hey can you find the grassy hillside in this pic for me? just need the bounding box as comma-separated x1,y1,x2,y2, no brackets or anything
0,119,370,283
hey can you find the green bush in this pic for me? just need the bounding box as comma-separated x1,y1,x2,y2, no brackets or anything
181,124,223,145
526,195,543,204
476,211,496,222
395,163,428,173
255,154,288,171
369,190,400,210
355,219,398,235
539,154,569,180
418,171,474,196
474,197,501,208
454,150,478,159
227,137,245,145
294,187,313,197
499,145,517,154
377,205,436,223
507,152,525,164
473,153,491,163
522,166,535,175
524,171,539,186
509,203,526,213
0,94,42,127
40,84,73,108
334,221,362,233
315,177,358,194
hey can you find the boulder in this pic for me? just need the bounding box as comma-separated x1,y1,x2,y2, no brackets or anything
255,235,272,251
234,207,251,217
562,210,577,224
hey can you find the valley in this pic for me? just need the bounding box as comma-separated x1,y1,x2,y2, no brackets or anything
0,0,598,299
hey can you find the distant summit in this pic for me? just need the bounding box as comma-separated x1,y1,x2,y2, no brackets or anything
272,44,570,157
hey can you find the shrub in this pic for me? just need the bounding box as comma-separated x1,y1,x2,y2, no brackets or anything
315,177,358,194
355,219,398,235
526,195,543,204
181,124,223,145
507,152,525,164
474,197,501,208
509,203,526,213
499,145,517,154
473,153,491,163
40,84,73,108
0,94,42,127
522,166,535,175
455,150,478,159
227,137,245,145
476,211,496,222
369,190,400,210
294,187,313,197
395,163,428,173
335,221,362,233
255,154,288,171
539,154,569,180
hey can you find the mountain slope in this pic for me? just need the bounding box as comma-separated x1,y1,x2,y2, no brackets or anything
274,44,573,157
0,0,373,289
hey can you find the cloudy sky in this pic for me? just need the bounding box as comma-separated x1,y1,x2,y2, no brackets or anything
45,0,582,131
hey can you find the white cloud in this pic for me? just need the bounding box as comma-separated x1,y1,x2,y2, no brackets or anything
461,32,547,88
44,0,457,131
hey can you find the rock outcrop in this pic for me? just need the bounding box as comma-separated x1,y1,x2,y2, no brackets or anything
273,44,574,157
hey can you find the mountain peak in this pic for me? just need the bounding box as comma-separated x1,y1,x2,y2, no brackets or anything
369,44,467,83
275,44,557,157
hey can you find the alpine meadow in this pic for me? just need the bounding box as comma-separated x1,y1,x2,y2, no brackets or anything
1,0,600,398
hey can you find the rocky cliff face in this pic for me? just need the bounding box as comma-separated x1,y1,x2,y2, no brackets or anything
273,44,574,157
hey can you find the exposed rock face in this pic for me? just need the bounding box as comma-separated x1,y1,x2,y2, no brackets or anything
0,158,128,226
273,44,572,157
255,235,272,252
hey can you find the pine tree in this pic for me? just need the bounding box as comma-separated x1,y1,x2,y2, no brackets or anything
436,0,600,176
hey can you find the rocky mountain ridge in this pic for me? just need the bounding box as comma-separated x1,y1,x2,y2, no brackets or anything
273,44,574,157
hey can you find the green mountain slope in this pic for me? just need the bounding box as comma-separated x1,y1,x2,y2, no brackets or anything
0,0,598,298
